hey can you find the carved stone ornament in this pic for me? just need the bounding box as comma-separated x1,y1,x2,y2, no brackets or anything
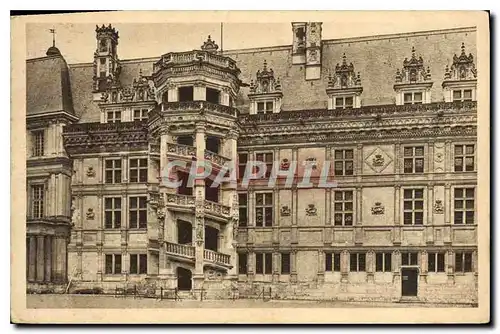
86,208,95,220
395,47,432,84
371,202,385,215
200,35,219,53
249,60,282,95
434,200,444,214
328,53,362,90
280,158,290,171
372,154,385,167
304,157,318,170
305,204,317,216
444,43,477,81
86,166,96,178
281,205,291,217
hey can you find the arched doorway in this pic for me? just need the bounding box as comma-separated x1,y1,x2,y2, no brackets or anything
177,267,192,291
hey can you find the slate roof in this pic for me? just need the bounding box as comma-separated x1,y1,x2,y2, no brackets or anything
26,54,75,116
28,26,477,123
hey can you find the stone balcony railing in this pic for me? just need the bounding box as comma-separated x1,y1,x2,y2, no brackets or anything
204,249,231,266
167,142,196,159
204,200,231,218
162,101,239,118
204,150,231,169
165,194,196,207
165,242,195,259
153,50,239,74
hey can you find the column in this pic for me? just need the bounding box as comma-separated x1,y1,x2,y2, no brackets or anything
247,251,255,277
50,174,57,217
44,236,52,282
167,84,178,102
291,186,298,245
272,251,279,283
394,142,401,177
54,236,68,283
290,250,298,283
420,250,428,284
444,183,452,244
272,187,280,244
55,174,60,216
426,184,434,244
221,87,230,106
28,236,36,282
194,123,206,285
193,83,206,101
447,250,455,283
444,140,452,173
324,188,332,244
427,141,435,174
340,250,349,283
36,236,45,282
393,185,401,244
356,144,363,177
355,187,363,245
317,249,325,284
366,251,375,283
392,250,401,281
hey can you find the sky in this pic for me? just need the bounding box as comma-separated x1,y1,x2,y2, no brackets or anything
25,13,477,64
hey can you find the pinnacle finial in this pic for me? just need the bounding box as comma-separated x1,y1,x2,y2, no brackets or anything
461,42,466,55
263,60,267,71
411,46,416,58
49,28,56,47
342,53,347,65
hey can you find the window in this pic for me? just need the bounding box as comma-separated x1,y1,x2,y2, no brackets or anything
454,188,475,224
404,146,424,173
334,96,354,109
99,58,107,77
107,110,121,123
129,254,147,274
454,144,475,172
238,193,248,227
334,149,354,176
403,92,423,105
238,153,248,180
455,252,473,273
238,253,248,274
428,252,445,273
255,193,273,227
32,130,44,157
104,197,122,229
403,189,424,225
401,252,419,266
162,91,169,105
105,254,122,274
178,86,194,102
129,197,147,229
375,253,392,272
99,39,108,52
453,89,473,102
31,184,45,218
206,87,220,104
257,101,273,114
350,253,366,272
105,159,122,184
129,158,148,183
255,253,273,274
255,152,273,179
133,109,148,121
333,190,353,226
281,253,291,274
325,253,341,272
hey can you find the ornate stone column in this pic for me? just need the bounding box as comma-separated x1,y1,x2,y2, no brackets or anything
193,123,206,288
28,236,36,282
44,236,52,283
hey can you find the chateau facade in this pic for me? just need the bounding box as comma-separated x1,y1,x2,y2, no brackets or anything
26,22,478,303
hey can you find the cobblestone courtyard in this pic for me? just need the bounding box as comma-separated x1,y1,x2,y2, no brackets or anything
26,294,475,309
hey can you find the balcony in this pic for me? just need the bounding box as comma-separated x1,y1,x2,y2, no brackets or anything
167,142,196,160
204,249,232,268
204,200,231,221
165,242,195,262
165,194,196,213
162,101,239,118
153,50,239,74
204,150,231,170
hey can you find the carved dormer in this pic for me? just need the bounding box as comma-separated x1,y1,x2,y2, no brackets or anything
99,69,156,123
442,43,477,102
394,47,433,105
326,53,363,109
248,60,283,114
201,35,219,54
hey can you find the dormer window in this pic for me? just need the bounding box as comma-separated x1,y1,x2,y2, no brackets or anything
248,60,283,115
206,87,220,104
257,101,274,114
178,86,194,102
453,89,473,102
334,96,354,109
403,92,423,105
394,47,433,105
327,54,363,110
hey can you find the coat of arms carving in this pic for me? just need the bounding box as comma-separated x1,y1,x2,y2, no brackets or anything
371,202,384,215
